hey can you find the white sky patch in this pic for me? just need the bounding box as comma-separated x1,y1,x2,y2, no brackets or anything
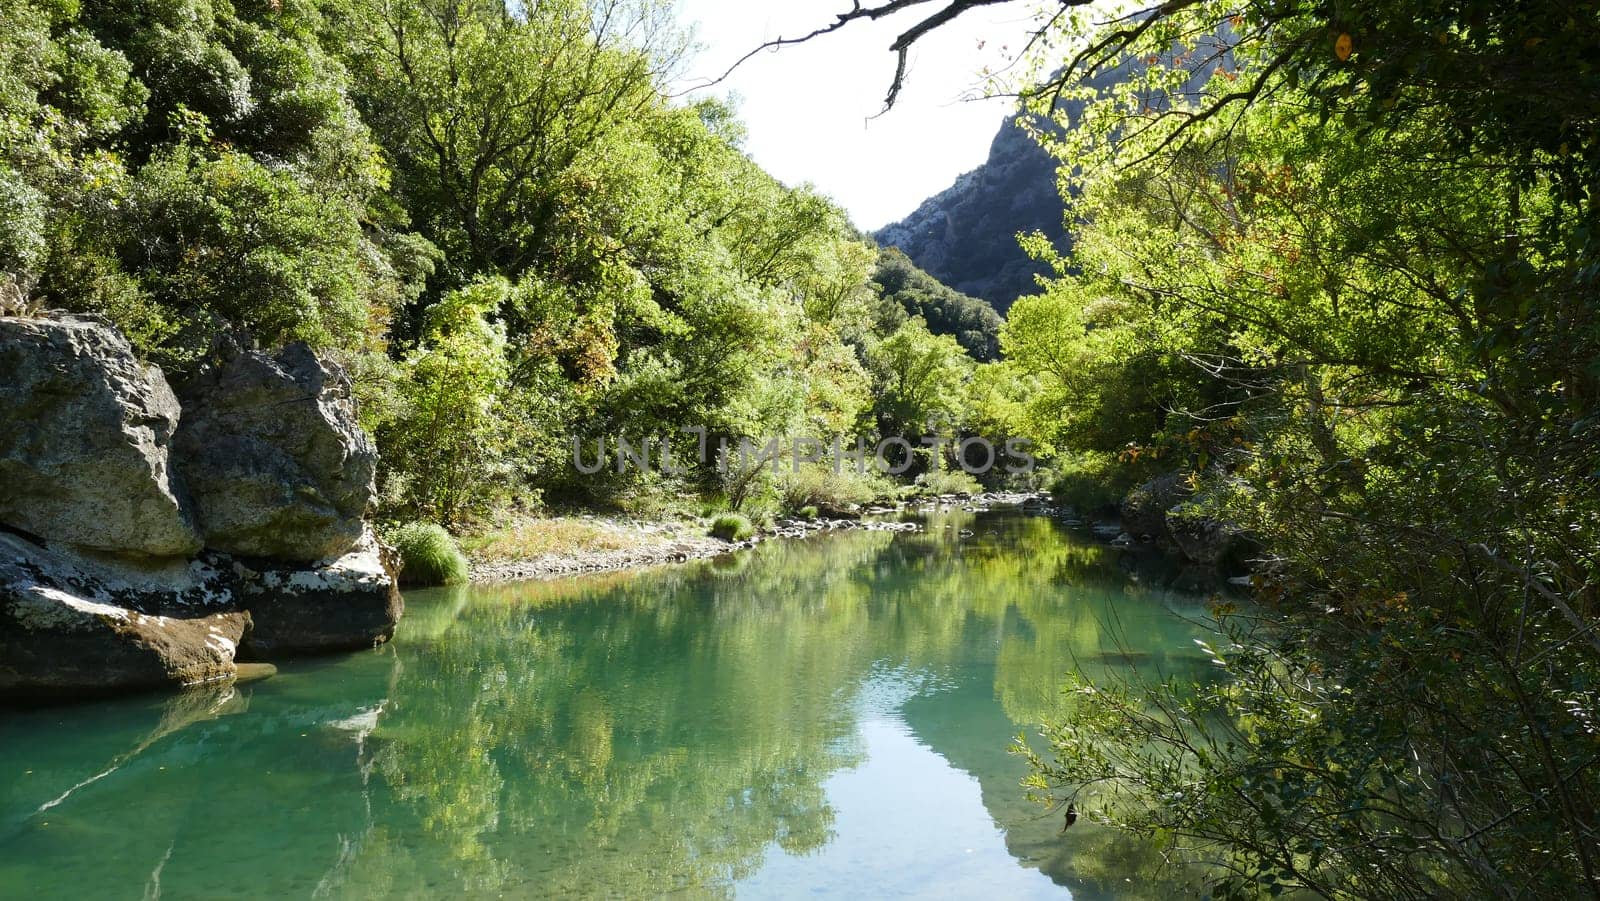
673,0,1047,231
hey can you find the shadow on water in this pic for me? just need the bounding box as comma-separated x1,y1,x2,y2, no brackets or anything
0,510,1222,899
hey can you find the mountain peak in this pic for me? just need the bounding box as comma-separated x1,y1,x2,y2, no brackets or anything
873,111,1068,315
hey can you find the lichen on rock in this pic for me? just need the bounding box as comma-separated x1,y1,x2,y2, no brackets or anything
0,533,249,703
234,528,403,658
0,316,402,705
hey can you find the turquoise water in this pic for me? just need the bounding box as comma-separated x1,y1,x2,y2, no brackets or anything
1,510,1216,899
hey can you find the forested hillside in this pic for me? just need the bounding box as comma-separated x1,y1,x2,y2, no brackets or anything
874,111,1065,313
872,247,1002,361
0,0,1020,527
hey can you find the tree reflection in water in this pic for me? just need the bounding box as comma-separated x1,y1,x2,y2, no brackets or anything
0,511,1219,899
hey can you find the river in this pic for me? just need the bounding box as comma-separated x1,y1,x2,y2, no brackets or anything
0,508,1218,899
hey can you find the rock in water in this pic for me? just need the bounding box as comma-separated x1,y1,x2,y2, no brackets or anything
0,319,402,703
234,529,403,658
1166,506,1236,565
1120,473,1194,541
175,342,377,562
233,663,278,684
0,315,201,557
0,533,247,703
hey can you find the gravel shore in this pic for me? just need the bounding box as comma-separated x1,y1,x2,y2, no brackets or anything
467,492,1046,584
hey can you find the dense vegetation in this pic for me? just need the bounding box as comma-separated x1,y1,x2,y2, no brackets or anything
12,0,1600,895
0,0,1028,528
847,0,1600,896
872,247,1002,361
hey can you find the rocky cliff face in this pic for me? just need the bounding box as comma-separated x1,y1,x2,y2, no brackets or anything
0,314,401,704
873,112,1068,314
874,60,1201,315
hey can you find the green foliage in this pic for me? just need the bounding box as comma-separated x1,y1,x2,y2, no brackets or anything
1047,452,1149,516
708,513,754,542
379,277,517,525
967,0,1600,895
0,0,422,366
872,248,1002,361
339,0,676,281
797,505,819,521
867,318,972,439
913,468,982,498
389,521,469,587
775,464,891,516
119,144,408,364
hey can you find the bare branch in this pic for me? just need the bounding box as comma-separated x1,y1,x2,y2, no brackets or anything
678,0,1091,110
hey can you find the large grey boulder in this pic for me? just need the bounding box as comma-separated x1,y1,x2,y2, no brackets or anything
175,342,377,562
0,533,248,702
1166,506,1237,565
0,315,201,557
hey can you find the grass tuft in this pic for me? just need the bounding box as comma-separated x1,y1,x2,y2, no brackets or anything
709,513,755,542
914,469,983,498
464,518,632,562
390,521,469,586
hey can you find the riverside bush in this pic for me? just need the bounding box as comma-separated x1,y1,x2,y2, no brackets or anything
708,513,755,542
913,469,982,498
1048,452,1153,516
390,522,469,586
775,464,890,515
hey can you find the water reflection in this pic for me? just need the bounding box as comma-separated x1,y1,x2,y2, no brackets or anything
0,512,1217,899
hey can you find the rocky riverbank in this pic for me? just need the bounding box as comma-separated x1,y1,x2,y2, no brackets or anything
467,514,924,583
466,492,1044,583
1,313,401,704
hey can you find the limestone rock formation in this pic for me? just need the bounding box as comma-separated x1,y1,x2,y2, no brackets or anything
0,533,248,702
874,112,1068,313
234,529,403,657
0,315,401,704
175,341,377,562
0,315,200,557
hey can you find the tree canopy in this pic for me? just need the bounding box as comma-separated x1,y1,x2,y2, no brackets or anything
805,0,1600,896
0,0,1018,525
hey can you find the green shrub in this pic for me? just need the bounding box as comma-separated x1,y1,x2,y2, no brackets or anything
775,464,891,515
390,522,469,586
1049,451,1153,515
378,278,518,525
798,505,819,521
709,513,755,542
914,468,983,497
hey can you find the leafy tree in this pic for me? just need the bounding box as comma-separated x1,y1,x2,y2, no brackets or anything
118,143,410,363
339,0,678,284
868,318,972,441
873,247,1001,361
0,0,144,293
0,0,428,366
380,277,517,524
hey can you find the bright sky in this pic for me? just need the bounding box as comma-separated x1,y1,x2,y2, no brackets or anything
672,0,1046,232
